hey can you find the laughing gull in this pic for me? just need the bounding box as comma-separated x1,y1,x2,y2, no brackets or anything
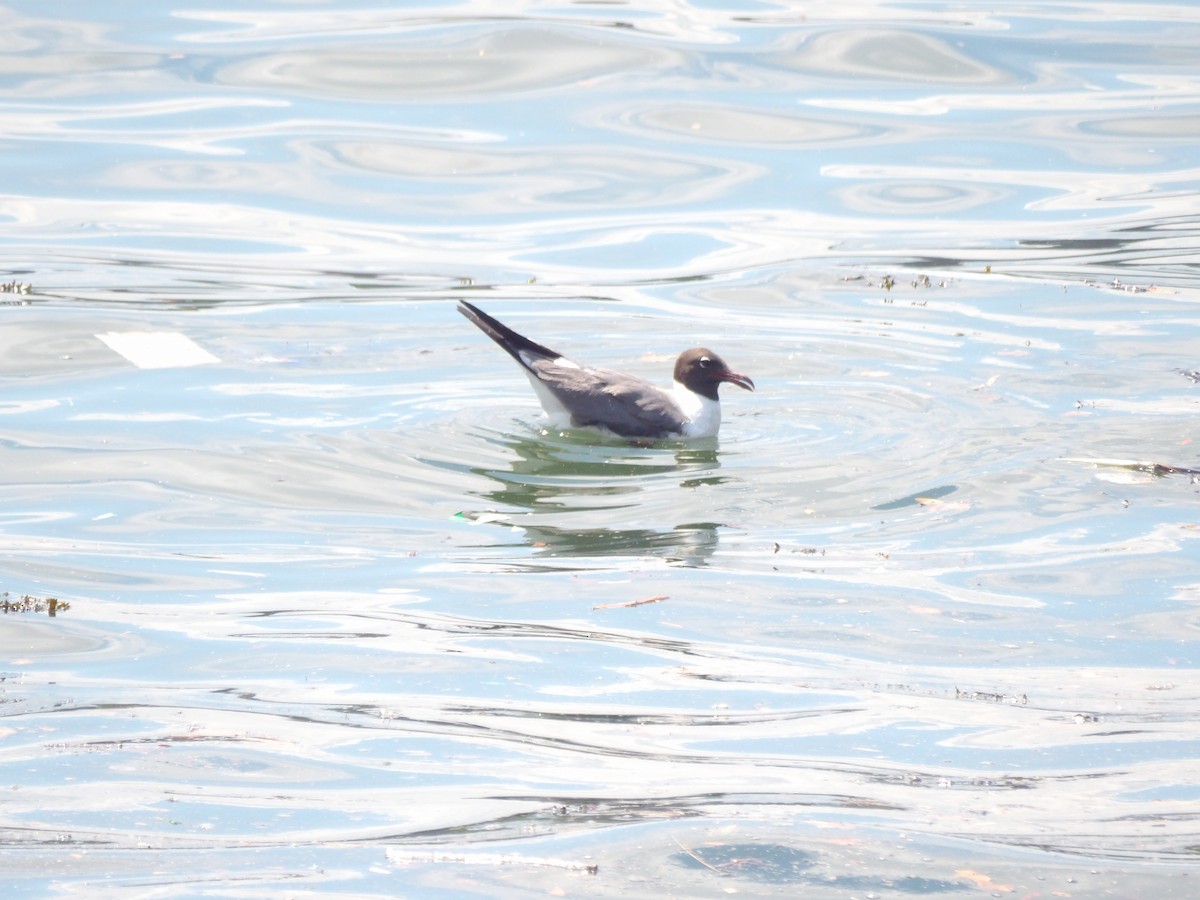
458,301,754,439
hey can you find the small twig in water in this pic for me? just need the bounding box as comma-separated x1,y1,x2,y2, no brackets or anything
1061,457,1200,478
385,848,597,874
592,595,668,610
672,838,728,876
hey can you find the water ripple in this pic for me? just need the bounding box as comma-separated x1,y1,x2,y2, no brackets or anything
3,1,1199,893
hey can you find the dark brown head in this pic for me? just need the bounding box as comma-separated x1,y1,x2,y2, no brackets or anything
673,348,755,401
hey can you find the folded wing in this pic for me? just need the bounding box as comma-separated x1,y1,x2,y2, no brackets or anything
529,359,685,438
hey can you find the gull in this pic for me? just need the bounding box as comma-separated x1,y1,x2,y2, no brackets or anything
458,301,753,439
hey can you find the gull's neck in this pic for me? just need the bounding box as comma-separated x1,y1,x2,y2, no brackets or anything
671,380,721,438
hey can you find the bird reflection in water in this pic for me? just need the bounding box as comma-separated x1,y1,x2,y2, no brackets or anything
463,427,732,566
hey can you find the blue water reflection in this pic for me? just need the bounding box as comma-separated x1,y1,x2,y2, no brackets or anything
1,0,1199,895
3,1,1197,285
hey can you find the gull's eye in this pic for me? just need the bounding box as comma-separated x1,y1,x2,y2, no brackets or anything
699,356,711,368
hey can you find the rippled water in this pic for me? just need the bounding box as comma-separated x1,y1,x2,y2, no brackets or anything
3,1,1199,896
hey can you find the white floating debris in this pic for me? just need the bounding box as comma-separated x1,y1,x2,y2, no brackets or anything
96,331,220,369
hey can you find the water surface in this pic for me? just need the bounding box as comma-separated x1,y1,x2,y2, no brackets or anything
2,1,1198,896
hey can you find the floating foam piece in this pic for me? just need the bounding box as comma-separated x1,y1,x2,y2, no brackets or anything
96,331,220,369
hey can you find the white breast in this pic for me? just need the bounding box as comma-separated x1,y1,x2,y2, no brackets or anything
671,380,722,438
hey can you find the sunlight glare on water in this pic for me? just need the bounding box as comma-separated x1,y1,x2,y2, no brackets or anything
1,1,1198,896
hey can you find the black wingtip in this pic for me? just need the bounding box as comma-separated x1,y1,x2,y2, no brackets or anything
456,300,483,321
457,300,507,344
456,301,561,368
456,300,490,332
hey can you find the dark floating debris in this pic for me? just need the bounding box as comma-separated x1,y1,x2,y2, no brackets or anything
592,594,668,610
1061,457,1200,479
844,272,951,293
384,848,597,875
955,687,1028,705
1,592,68,616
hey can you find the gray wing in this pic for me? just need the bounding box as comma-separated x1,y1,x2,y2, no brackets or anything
530,360,685,438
